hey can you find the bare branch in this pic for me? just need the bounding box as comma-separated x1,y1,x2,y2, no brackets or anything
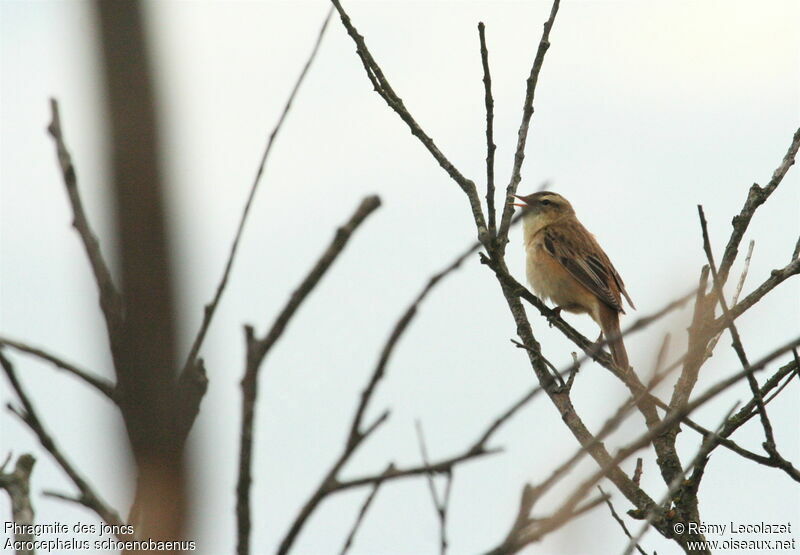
702,241,754,361
717,127,800,283
669,266,711,413
697,206,800,480
546,336,800,539
0,336,115,401
415,421,452,555
708,257,800,334
496,0,561,251
622,404,739,555
597,486,648,555
338,464,391,555
487,491,608,554
699,357,800,481
332,448,499,493
471,384,546,450
349,236,481,445
277,225,523,554
0,350,125,531
492,278,656,515
494,336,799,554
46,99,124,355
478,22,497,238
733,240,755,302
279,284,550,554
481,254,695,383
237,195,381,555
182,7,334,374
497,345,695,544
698,206,775,450
330,0,489,244
668,129,800,427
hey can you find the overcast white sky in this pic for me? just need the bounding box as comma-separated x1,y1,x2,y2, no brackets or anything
2,1,799,554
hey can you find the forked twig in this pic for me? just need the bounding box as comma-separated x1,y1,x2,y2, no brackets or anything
0,350,125,533
415,421,452,555
237,196,381,555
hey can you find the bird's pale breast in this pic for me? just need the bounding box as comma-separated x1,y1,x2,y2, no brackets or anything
525,233,599,320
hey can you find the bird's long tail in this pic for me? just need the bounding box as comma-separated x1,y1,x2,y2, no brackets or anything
598,305,630,372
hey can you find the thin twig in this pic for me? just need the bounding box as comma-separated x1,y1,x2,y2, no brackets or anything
598,486,648,555
492,338,799,554
349,235,482,445
278,221,532,554
0,337,115,400
487,492,608,554
280,311,551,554
330,0,489,244
415,421,451,555
695,357,800,481
717,127,800,283
496,0,561,251
693,357,798,464
46,99,125,358
182,7,334,375
478,22,497,238
702,241,754,360
698,207,776,451
329,447,498,494
338,464,391,555
669,266,712,414
707,257,800,336
237,195,380,555
0,350,125,533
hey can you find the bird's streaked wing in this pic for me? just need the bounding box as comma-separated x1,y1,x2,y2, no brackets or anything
542,222,634,313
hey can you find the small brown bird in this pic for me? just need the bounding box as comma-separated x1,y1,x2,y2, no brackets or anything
514,191,635,370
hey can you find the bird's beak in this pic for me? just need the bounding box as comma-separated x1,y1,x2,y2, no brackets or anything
513,194,528,208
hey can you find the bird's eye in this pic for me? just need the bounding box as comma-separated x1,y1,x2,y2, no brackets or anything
541,199,551,206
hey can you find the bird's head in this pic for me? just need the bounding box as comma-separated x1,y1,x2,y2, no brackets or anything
513,191,575,226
